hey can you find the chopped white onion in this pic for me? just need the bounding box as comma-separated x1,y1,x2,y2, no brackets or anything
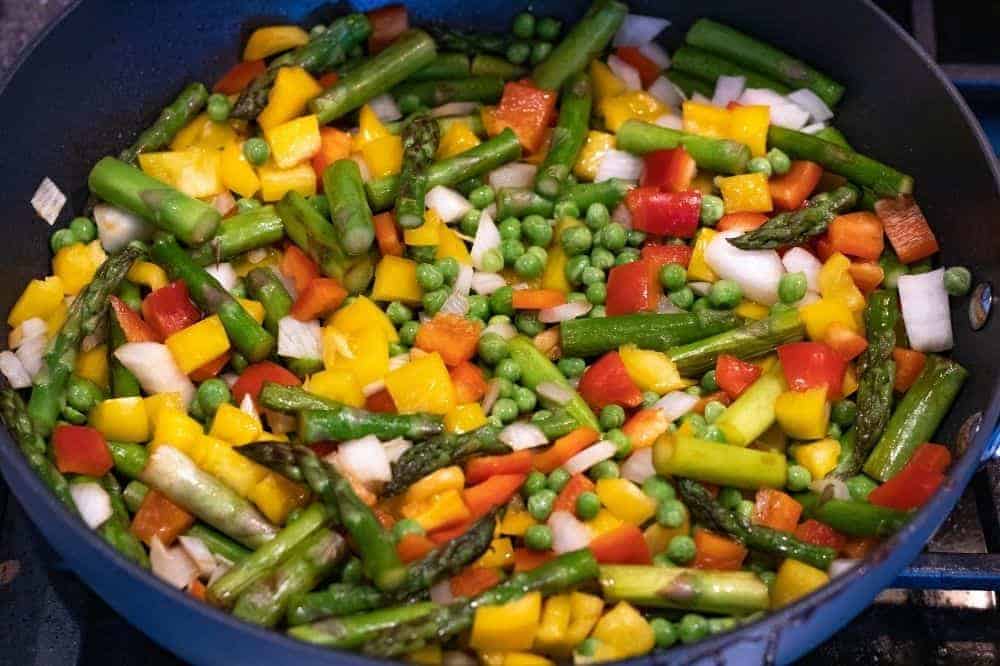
439,292,470,316
240,393,259,420
430,579,455,604
829,559,860,578
705,231,785,305
647,76,683,108
563,441,617,475
471,271,506,295
9,317,47,349
638,42,671,69
536,381,574,406
787,89,834,122
613,14,670,47
470,211,501,270
500,422,548,450
363,379,386,397
800,122,827,135
277,316,322,360
426,185,472,223
653,391,699,422
621,448,657,484
781,247,822,292
382,437,412,463
488,163,537,190
454,264,474,296
483,202,497,220
94,204,154,251
205,263,238,294
595,150,643,183
607,54,641,91
691,91,713,105
15,334,47,378
0,351,32,389
539,301,591,323
31,177,66,225
178,535,217,577
712,75,746,108
481,378,502,414
653,113,683,130
481,321,517,340
369,93,402,122
221,372,239,388
211,191,236,216
338,435,392,485
70,482,112,529
150,536,199,589
548,511,592,553
898,268,954,352
612,206,632,236
114,342,195,405
739,88,810,130
810,477,851,501
430,102,480,117
688,281,712,297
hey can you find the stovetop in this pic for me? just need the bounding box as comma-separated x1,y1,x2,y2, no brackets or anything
1,1,999,664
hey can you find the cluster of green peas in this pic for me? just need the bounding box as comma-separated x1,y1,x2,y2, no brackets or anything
50,216,99,253
507,11,563,66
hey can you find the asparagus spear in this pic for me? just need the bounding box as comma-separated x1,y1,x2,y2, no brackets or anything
88,157,220,246
365,129,522,211
96,473,150,568
188,206,284,266
0,389,76,510
245,268,293,336
395,113,441,229
560,310,741,357
616,120,751,175
471,54,526,80
28,243,144,435
106,440,149,478
685,18,845,106
670,46,792,94
677,479,836,570
666,309,805,376
654,434,787,490
108,314,142,397
409,53,472,81
122,480,149,513
599,565,769,615
558,178,632,212
727,186,859,250
139,445,278,549
863,355,968,481
496,188,556,220
185,524,251,563
425,25,522,56
120,83,209,164
323,159,375,256
795,493,910,538
392,77,505,109
767,126,913,196
233,527,347,628
151,233,275,362
532,0,628,91
382,425,509,497
508,336,600,430
312,30,438,124
665,70,714,99
385,113,486,138
275,192,351,280
535,73,593,198
835,291,898,478
288,583,387,626
232,13,372,120
289,602,438,649
207,502,330,607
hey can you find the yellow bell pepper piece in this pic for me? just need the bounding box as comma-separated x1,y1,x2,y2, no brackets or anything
564,593,604,652
144,393,184,431
819,252,865,312
476,537,515,570
171,113,237,151
572,131,615,181
258,67,323,131
842,363,858,397
209,403,263,446
445,403,488,434
470,591,542,651
243,26,309,61
770,558,829,609
792,437,841,481
590,602,655,659
682,101,731,139
139,149,224,199
775,387,830,440
410,646,443,666
44,300,69,339
165,315,231,374
53,241,107,296
436,121,481,159
372,255,423,304
728,105,770,157
202,438,270,496
221,142,261,198
232,247,281,276
89,396,149,443
687,228,718,282
258,161,316,201
585,509,623,538
75,345,110,391
329,295,398,342
403,465,465,507
250,472,310,524
8,276,65,327
618,344,689,393
385,352,456,415
360,134,404,179
354,105,391,150
589,60,625,102
403,488,471,532
237,298,266,324
799,298,858,340
734,300,770,320
643,518,690,555
405,209,444,246
541,218,582,292
534,594,572,654
149,408,204,454
492,653,553,666
304,369,365,407
323,325,389,387
127,261,168,291
718,172,773,213
436,227,473,265
600,91,666,133
499,510,537,536
595,478,657,525
265,114,321,169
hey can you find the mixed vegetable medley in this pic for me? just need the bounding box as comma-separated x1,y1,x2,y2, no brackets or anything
5,1,977,661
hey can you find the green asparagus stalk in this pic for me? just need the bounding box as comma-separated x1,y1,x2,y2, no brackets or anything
616,120,751,175
386,113,486,138
139,445,278,549
151,233,275,362
814,126,852,149
670,46,792,94
713,364,787,447
863,355,968,481
728,186,859,250
409,53,472,81
188,206,284,266
323,159,375,255
795,493,911,538
685,18,845,106
767,126,914,196
289,602,438,649
96,473,150,568
274,191,352,281
207,502,329,607
677,479,835,570
312,30,438,124
508,336,600,430
122,480,149,513
287,583,387,626
560,310,741,357
185,524,251,563
666,309,805,376
383,425,509,497
108,315,142,397
365,128,522,211
392,77,505,108
559,178,631,211
88,157,220,246
599,565,769,615
665,70,715,99
425,25,522,56
495,188,556,219
120,83,209,164
532,0,628,91
395,114,441,229
471,54,526,80
232,13,372,120
245,268,293,336
106,440,149,478
535,73,593,198
654,434,787,489
28,243,144,435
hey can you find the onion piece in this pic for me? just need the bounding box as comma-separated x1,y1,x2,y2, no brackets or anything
0,351,32,389
70,482,113,529
15,334,47,378
426,185,472,223
240,393,259,420
539,301,591,323
94,204,154,251
31,177,66,225
114,342,196,405
470,210,501,270
787,89,834,122
454,264,474,296
712,75,746,108
638,42,671,69
499,422,548,450
898,268,953,352
595,150,643,183
277,316,322,360
363,379,386,398
439,292,469,316
829,559,860,578
536,381,574,406
810,477,850,501
653,391,699,422
221,372,239,388
178,535,217,577
607,55,641,91
443,652,477,666
613,204,633,231
338,435,392,485
430,102,479,117
207,557,233,587
481,321,517,340
548,511,592,553
430,579,455,604
9,317,47,349
205,263,238,294
621,448,656,484
472,271,506,295
488,163,537,189
264,407,296,435
705,231,785,305
647,76,683,108
800,122,827,135
211,191,237,216
781,247,822,292
150,536,199,589
481,378,502,414
739,88,810,130
382,437,412,463
691,91,713,105
613,14,671,47
563,441,617,475
369,93,402,122
389,353,410,372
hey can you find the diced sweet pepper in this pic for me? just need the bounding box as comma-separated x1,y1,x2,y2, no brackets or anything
360,134,404,178
89,396,149,443
819,252,865,312
258,161,317,201
329,295,398,342
323,325,389,387
600,91,666,133
585,509,623,539
799,298,859,341
595,478,657,525
590,602,655,659
445,402,488,434
171,113,237,151
127,261,169,291
589,60,626,102
144,393,184,431
572,131,615,182
682,101,730,138
237,298,266,324
53,241,107,295
220,141,261,198
208,402,262,446
74,344,110,390
564,593,604,652
265,114,322,169
687,228,718,282
476,537,515,570
384,351,456,414
149,408,203,454
618,344,689,393
404,209,444,247
436,227,473,265
249,472,309,524
436,121,480,159
354,104,391,149
770,558,829,609
8,275,65,327
403,466,466,506
243,25,309,61
303,369,365,408
534,594,572,654
727,105,770,157
470,591,542,651
718,173,773,213
258,67,323,131
792,437,841,481
372,255,423,304
499,510,537,537
403,488,471,532
165,315,231,374
774,387,830,440
138,149,224,198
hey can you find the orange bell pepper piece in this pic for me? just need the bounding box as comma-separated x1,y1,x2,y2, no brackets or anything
823,322,868,361
768,160,823,210
312,127,353,184
489,81,557,152
463,473,528,520
290,277,347,321
513,548,555,572
715,212,768,233
828,211,885,261
130,489,195,546
751,488,803,532
552,473,595,513
373,211,404,257
189,352,231,382
450,566,502,598
396,532,436,563
874,195,939,264
848,261,885,294
415,313,483,367
691,528,747,570
892,347,927,392
511,289,566,310
450,361,488,404
280,245,320,293
466,450,533,485
588,524,652,564
622,408,671,450
214,60,266,95
533,427,600,473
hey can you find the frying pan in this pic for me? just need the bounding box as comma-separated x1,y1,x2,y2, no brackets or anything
1,1,998,664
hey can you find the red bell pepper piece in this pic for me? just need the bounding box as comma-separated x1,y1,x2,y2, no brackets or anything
490,81,557,152
232,362,302,406
614,46,662,87
577,351,643,410
793,519,847,551
640,242,693,269
450,361,488,404
463,473,527,520
691,528,747,570
213,59,266,95
290,277,347,321
450,566,502,598
512,548,555,572
533,427,600,473
822,322,868,361
716,212,768,233
892,347,926,392
588,525,652,564
428,520,474,544
874,195,939,264
317,72,339,88
396,533,436,563
312,127,353,186
768,160,823,210
189,352,231,382
465,450,533,485
110,295,161,342
130,489,195,546
777,342,846,396
366,4,409,54
813,232,836,262
828,212,885,261
639,147,696,192
715,354,762,399
280,245,321,293
868,443,951,510
552,473,595,513
141,281,201,339
373,211,404,257
309,441,337,458
52,424,113,476
751,488,803,532
621,408,671,450
605,259,659,316
625,187,701,238
364,389,397,413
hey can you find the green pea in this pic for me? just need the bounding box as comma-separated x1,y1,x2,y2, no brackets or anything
615,247,641,265
506,41,531,65
657,499,686,528
684,384,704,398
718,487,743,509
831,399,858,427
498,378,517,399
243,138,270,166
652,552,675,568
589,459,619,480
589,305,606,318
523,470,547,497
700,195,725,226
553,200,580,219
460,208,482,236
580,266,604,286
627,230,646,247
341,557,363,584
398,321,420,346
528,488,557,521
501,238,525,265
667,535,696,564
642,476,675,503
547,468,571,492
488,314,511,325
434,257,459,284
564,254,591,286
659,263,687,291
69,217,98,243
512,11,536,38
495,358,521,382
236,197,261,213
388,342,408,356
786,464,812,492
524,524,553,550
575,491,601,520
669,287,695,310
386,301,413,326
558,357,586,378
703,425,726,442
514,252,544,278
530,41,553,65
416,263,444,291
747,156,773,177
498,217,522,241
691,296,710,313
597,223,627,251
599,404,626,430
586,202,610,230
60,404,88,424
392,518,425,541
641,390,659,408
585,282,606,305
207,93,232,122
846,474,878,501
561,226,593,256
707,617,737,636
466,185,494,209
678,614,709,645
651,618,678,648
778,272,808,304
230,352,249,373
735,499,755,522
467,295,490,321
66,376,104,413
522,215,553,247
492,397,519,423
197,378,232,417
701,369,719,392
590,247,615,271
515,311,544,336
766,148,791,175
535,17,562,40
527,245,547,263
422,288,449,315
703,400,726,424
770,302,795,317
565,291,587,305
944,266,972,296
480,248,504,273
576,638,599,658
489,286,514,316
477,332,509,364
826,422,842,439
51,228,78,253
708,279,742,309
514,386,537,413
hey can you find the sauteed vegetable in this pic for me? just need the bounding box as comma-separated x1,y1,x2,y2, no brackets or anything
6,2,974,661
